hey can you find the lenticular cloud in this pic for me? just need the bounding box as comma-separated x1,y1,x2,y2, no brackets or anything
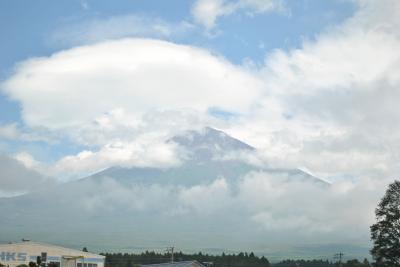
1,38,263,129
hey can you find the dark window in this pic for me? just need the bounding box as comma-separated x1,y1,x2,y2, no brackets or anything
49,262,60,267
79,262,97,267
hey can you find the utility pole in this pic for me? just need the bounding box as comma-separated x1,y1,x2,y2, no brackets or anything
334,252,344,267
166,247,174,263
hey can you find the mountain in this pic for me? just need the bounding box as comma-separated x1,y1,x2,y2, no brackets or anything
169,126,254,161
0,127,330,257
86,127,325,186
85,127,257,186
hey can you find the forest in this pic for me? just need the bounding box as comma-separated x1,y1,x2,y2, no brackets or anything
102,251,372,267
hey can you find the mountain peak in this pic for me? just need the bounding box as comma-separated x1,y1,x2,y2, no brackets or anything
169,127,254,162
171,127,254,151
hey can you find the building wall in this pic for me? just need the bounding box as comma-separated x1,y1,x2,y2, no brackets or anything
0,242,104,267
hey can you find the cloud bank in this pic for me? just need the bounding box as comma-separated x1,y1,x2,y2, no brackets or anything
0,154,54,197
2,171,379,253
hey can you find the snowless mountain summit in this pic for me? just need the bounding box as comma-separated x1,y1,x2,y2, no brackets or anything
0,127,328,254
168,126,254,162
171,127,254,151
89,127,326,186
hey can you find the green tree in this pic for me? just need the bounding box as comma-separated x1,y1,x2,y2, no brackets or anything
370,180,400,266
36,256,42,266
362,259,370,267
83,247,88,252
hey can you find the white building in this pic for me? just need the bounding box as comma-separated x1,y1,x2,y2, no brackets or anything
0,241,105,267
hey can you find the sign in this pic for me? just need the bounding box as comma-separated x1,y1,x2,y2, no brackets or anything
0,252,28,262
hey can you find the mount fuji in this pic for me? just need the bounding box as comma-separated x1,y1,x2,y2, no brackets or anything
85,127,325,187
0,127,329,257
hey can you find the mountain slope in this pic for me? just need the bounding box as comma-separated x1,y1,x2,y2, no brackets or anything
0,127,330,257
85,127,325,186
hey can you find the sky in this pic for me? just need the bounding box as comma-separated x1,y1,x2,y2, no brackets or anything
1,0,358,177
1,0,400,258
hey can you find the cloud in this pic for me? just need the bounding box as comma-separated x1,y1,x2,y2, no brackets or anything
221,0,400,184
44,171,384,247
79,177,232,216
80,179,176,213
13,151,43,170
0,38,263,178
49,135,184,180
0,123,20,140
178,178,231,214
237,171,380,238
0,169,383,254
0,123,51,143
0,154,54,197
51,15,195,47
191,0,287,30
3,0,400,184
3,0,400,186
2,38,262,131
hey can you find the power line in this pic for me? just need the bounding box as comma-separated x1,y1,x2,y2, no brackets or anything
334,252,344,267
165,247,174,263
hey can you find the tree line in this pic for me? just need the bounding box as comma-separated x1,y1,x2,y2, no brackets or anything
101,251,372,267
102,251,271,267
274,259,371,267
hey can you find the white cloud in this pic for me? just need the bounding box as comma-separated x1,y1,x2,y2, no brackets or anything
0,154,55,196
50,135,184,180
0,123,51,142
0,123,19,139
260,30,400,96
51,15,195,46
191,0,233,30
236,171,383,240
80,179,175,213
178,178,231,214
191,0,286,30
64,171,384,245
221,0,400,184
3,0,400,187
1,39,262,178
2,38,262,131
13,151,42,170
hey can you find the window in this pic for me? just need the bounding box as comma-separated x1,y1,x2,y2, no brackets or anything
49,262,60,267
78,262,97,267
